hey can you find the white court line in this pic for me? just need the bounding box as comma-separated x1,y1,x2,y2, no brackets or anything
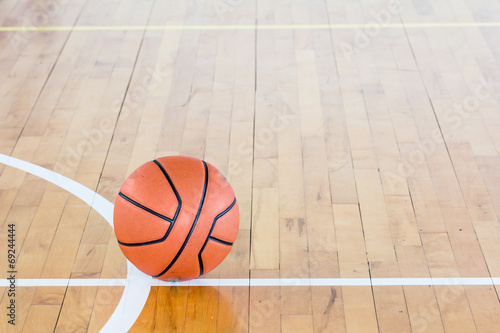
100,263,152,333
2,22,500,32
0,279,128,287
0,154,113,224
1,277,498,287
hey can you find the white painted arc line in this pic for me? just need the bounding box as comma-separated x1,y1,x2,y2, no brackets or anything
100,265,152,333
0,153,149,333
0,154,113,226
1,277,498,287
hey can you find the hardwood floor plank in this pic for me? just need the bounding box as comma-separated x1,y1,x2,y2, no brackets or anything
302,136,336,253
342,286,379,333
217,286,249,333
282,315,314,333
184,286,219,333
473,220,500,278
309,252,345,333
16,190,68,279
385,195,422,247
250,188,279,270
355,169,396,261
22,304,60,333
333,204,369,278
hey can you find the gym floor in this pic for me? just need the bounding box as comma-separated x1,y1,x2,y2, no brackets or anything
0,0,500,332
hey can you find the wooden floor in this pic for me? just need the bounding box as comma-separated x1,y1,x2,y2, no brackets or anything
1,0,500,332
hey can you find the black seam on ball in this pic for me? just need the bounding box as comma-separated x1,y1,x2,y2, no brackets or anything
208,236,234,247
154,160,209,278
197,197,237,276
153,159,182,222
117,160,181,247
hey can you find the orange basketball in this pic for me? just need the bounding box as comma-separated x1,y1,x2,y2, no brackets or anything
113,156,239,281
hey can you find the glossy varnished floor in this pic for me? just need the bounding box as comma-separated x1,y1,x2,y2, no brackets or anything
1,0,500,332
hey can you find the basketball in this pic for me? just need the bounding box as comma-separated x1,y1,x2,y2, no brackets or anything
113,156,239,281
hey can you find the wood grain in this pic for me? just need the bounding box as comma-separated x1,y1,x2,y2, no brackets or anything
1,0,500,331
